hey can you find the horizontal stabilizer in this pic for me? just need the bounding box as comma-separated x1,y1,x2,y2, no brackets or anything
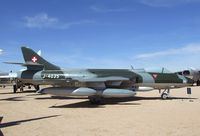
4,62,44,70
4,62,43,66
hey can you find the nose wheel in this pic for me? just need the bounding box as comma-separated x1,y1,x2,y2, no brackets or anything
161,92,169,99
160,89,170,100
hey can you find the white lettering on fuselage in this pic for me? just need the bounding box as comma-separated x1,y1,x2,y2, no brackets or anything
42,74,60,79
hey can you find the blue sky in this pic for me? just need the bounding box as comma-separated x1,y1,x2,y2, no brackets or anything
1,0,200,72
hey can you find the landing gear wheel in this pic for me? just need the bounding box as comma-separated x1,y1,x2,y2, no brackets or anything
161,93,168,100
197,80,200,86
34,85,40,91
28,86,31,89
89,97,102,104
13,85,17,93
20,86,24,92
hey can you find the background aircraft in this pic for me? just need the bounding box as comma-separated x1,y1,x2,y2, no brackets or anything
3,51,41,93
0,71,40,92
0,72,15,88
177,68,200,86
6,47,194,104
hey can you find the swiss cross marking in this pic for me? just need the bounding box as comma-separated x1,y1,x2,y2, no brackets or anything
32,56,38,63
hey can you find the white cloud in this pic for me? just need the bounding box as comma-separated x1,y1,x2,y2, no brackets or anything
23,13,94,29
24,13,58,28
0,49,3,55
90,5,131,13
58,20,95,29
138,0,200,7
135,43,200,59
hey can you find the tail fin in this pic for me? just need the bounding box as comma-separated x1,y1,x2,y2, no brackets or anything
21,47,60,70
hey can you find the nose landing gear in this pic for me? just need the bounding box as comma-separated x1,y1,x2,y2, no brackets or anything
159,89,170,100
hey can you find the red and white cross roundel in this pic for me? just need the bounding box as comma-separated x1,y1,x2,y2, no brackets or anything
31,56,38,63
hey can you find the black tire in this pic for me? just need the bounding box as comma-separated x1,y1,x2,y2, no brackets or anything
34,85,40,91
161,93,168,100
89,97,102,104
13,85,17,93
197,80,200,86
28,86,31,89
20,87,24,92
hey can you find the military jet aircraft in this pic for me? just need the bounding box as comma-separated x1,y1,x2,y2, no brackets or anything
0,71,40,93
0,72,15,88
6,47,194,104
177,68,200,86
4,50,42,93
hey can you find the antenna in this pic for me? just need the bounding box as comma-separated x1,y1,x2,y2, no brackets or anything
162,67,164,73
131,65,134,70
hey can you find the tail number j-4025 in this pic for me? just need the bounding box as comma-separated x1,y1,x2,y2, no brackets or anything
42,74,60,79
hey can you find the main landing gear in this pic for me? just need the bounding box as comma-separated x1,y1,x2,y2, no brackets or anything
159,89,170,100
197,80,200,86
34,85,40,91
13,84,24,93
13,84,40,93
88,96,102,104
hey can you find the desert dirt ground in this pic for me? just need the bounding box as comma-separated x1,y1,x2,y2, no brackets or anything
0,86,200,136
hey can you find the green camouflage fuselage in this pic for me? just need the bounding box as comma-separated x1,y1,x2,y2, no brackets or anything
17,68,193,90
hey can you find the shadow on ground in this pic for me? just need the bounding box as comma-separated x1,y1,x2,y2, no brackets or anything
0,115,60,136
0,90,36,95
49,96,197,108
0,96,26,101
0,115,60,129
35,96,88,100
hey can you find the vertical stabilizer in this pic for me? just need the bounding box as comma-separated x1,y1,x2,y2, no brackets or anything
21,47,60,70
